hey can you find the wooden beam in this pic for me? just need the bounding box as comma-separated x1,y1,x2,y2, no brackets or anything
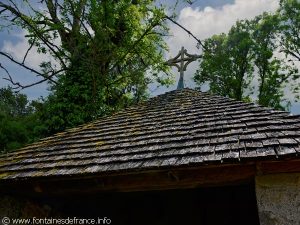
1,159,299,197
0,163,256,196
256,159,300,175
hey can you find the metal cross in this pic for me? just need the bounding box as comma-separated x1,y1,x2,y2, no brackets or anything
166,46,201,89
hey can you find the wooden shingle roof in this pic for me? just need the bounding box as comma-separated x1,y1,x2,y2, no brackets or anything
0,88,300,181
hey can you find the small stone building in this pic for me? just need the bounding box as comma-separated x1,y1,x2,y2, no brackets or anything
0,88,299,225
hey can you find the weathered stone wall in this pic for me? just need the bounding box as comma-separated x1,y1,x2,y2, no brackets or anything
255,173,300,225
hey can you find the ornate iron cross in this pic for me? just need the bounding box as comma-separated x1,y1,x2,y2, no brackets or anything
166,46,201,89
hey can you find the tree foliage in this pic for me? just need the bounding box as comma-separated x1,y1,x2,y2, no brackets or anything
0,0,172,133
195,21,254,101
1,0,299,152
194,2,300,110
0,87,46,153
278,0,300,62
251,12,299,109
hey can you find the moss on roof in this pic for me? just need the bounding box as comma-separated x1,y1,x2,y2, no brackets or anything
0,88,299,180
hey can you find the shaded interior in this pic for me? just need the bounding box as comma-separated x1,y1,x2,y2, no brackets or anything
41,183,260,225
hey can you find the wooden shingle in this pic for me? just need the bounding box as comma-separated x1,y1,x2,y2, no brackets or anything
0,88,299,181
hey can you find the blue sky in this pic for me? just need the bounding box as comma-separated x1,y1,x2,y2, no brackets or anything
0,0,299,114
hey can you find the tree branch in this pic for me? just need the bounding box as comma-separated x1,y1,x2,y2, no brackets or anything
2,66,65,91
109,19,162,73
0,1,68,69
164,15,206,50
0,51,59,85
66,0,87,34
3,75,44,91
22,38,36,64
281,48,300,61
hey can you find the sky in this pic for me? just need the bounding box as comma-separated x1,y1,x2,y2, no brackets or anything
0,0,299,114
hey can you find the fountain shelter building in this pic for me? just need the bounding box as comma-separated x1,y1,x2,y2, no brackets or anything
0,88,300,225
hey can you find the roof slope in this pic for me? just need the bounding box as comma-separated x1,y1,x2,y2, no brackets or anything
0,88,300,180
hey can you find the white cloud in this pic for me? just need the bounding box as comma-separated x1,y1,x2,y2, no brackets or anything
163,0,280,91
1,30,59,71
0,30,60,99
168,0,279,54
160,0,299,114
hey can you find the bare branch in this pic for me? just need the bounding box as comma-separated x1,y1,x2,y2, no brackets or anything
5,75,52,91
285,49,300,61
0,1,68,69
45,0,61,27
3,75,45,91
0,8,7,14
0,51,59,85
0,63,21,89
0,62,12,78
80,20,93,40
22,38,36,64
79,7,93,40
1,62,65,91
164,15,206,50
65,0,87,33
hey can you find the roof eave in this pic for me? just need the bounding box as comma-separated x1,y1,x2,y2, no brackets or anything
1,158,299,197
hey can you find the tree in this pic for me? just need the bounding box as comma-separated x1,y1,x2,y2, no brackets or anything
0,87,31,116
0,87,45,152
278,0,300,62
194,10,300,110
251,13,299,109
194,34,233,97
194,20,254,101
0,0,172,133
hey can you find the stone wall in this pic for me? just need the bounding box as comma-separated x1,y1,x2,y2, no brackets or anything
255,173,300,225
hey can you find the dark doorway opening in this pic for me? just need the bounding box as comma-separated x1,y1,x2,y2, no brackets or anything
48,183,260,225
